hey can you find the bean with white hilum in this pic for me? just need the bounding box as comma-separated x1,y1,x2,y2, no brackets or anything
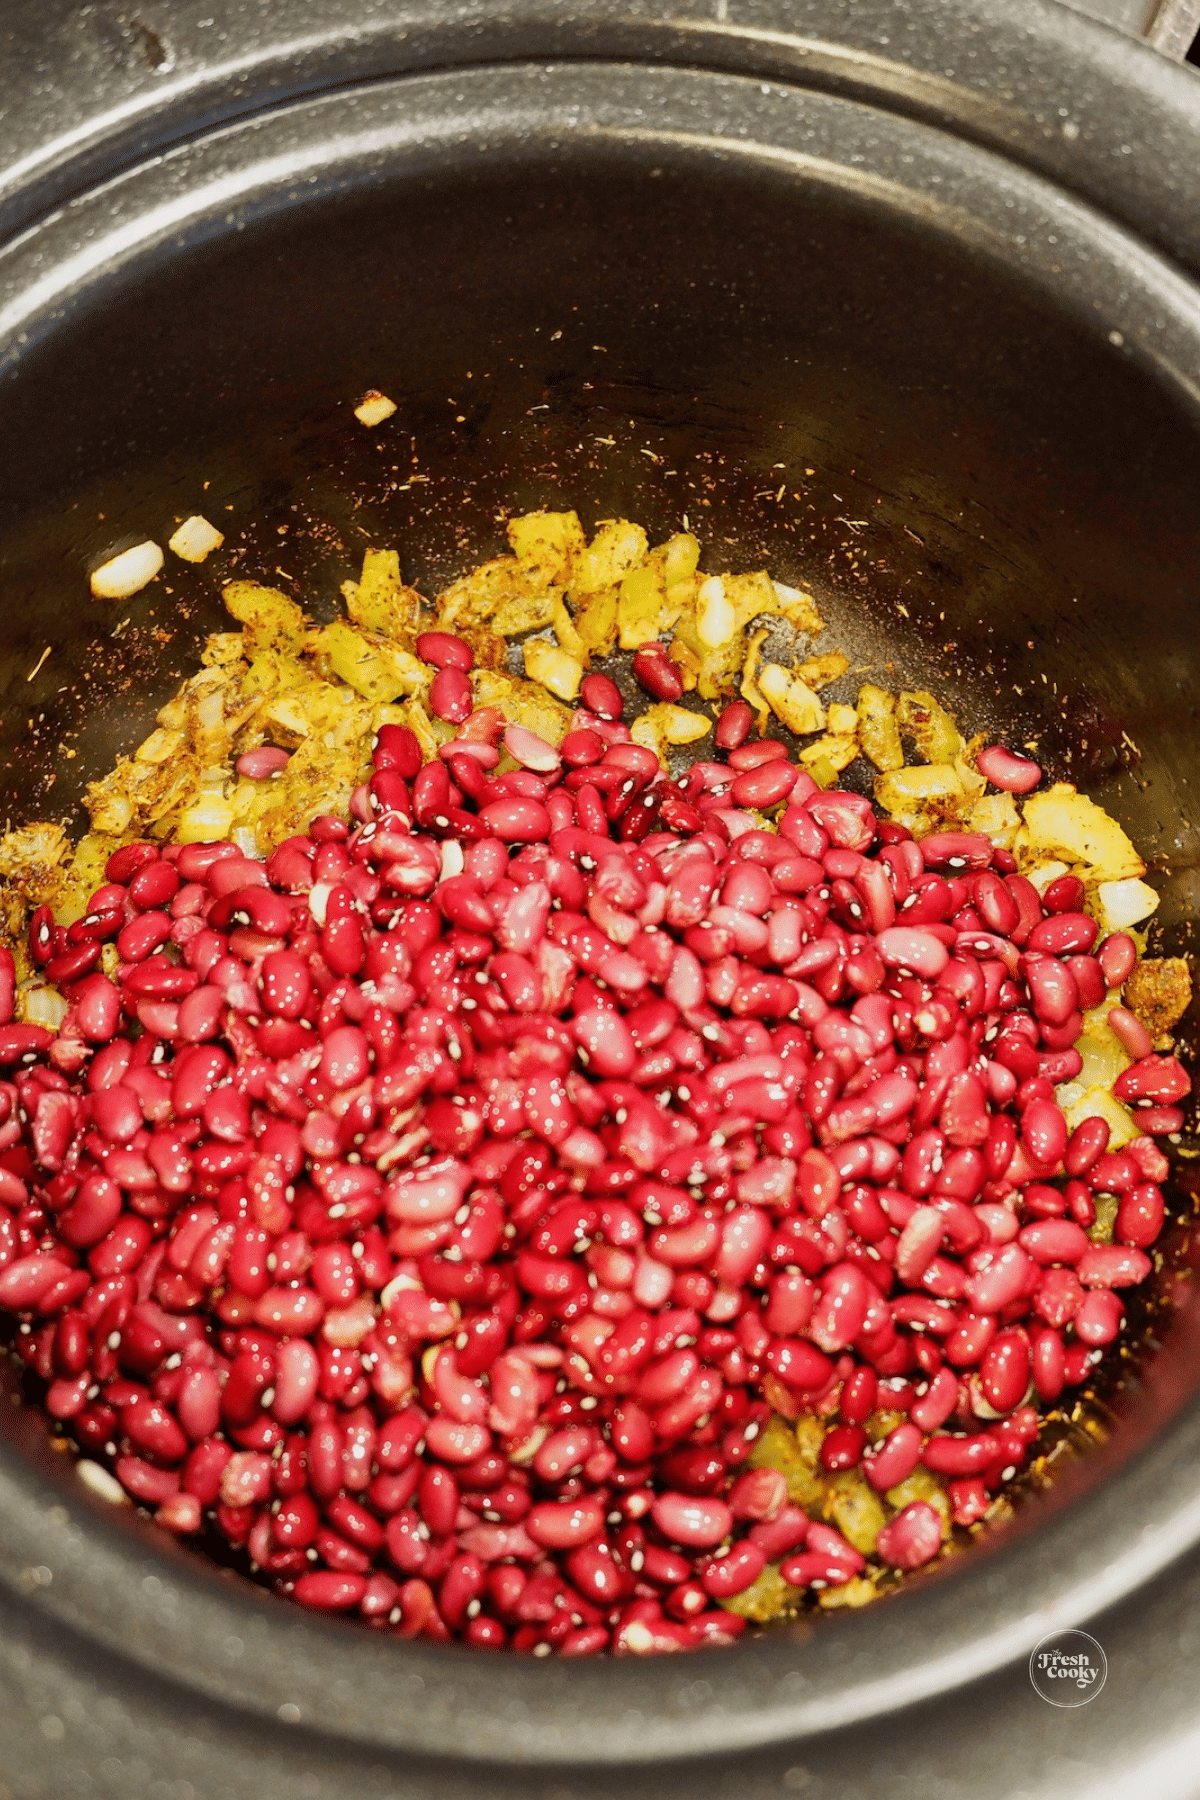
0,633,1184,1657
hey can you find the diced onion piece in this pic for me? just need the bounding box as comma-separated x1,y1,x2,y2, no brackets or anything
354,390,397,426
696,576,735,649
656,704,711,746
18,985,68,1029
1095,877,1159,932
1025,859,1070,896
89,540,163,599
169,515,225,563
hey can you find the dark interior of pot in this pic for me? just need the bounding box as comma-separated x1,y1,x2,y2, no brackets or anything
2,81,1200,1773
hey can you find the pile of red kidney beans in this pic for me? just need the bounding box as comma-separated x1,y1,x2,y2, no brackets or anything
0,651,1187,1655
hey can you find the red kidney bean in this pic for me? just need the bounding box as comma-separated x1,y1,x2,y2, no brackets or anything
698,1540,766,1599
1097,932,1138,989
1027,912,1097,956
714,701,753,750
875,1501,943,1569
975,745,1041,793
978,1329,1030,1413
1115,1183,1165,1248
729,761,798,810
943,1311,997,1368
1030,1327,1066,1401
1065,1181,1096,1229
580,673,623,720
504,724,561,774
128,860,180,911
1061,956,1104,1012
293,1571,368,1611
632,644,685,703
1021,1099,1068,1169
416,631,474,672
526,1495,606,1550
909,1366,957,1432
862,1421,922,1492
650,1493,733,1549
1106,1006,1154,1063
1115,1055,1191,1105
965,1243,1034,1313
1134,1104,1185,1135
818,1424,867,1472
1021,954,1078,1027
429,666,473,725
922,1431,999,1477
0,640,1181,1658
1064,1115,1110,1178
1018,1220,1089,1265
808,1263,870,1352
1073,1289,1124,1346
476,798,553,843
1076,1245,1152,1289
875,927,949,981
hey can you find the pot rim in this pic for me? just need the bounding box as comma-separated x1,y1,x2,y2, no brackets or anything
4,52,1200,1770
3,0,1200,274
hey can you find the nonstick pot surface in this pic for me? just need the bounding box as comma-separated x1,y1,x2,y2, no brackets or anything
2,30,1200,1800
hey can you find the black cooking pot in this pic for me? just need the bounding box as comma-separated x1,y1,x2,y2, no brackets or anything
3,3,1200,1796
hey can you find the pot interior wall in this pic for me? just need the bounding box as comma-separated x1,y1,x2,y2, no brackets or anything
1,138,1199,1587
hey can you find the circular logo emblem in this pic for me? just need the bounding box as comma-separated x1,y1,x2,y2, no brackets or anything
1029,1630,1107,1706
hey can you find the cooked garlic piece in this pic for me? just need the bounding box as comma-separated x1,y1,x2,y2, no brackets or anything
168,515,225,563
354,390,397,426
89,540,163,599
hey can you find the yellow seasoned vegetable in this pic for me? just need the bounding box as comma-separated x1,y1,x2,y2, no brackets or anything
1124,957,1193,1040
0,823,70,897
471,669,574,744
876,764,966,806
823,1471,886,1557
769,580,825,635
573,586,620,658
630,703,712,759
897,689,964,764
614,536,698,651
343,548,426,644
1094,877,1159,933
795,651,850,692
719,1562,802,1623
569,519,648,598
315,621,428,705
549,595,588,664
757,663,826,736
521,639,583,703
857,683,904,772
746,1415,826,1510
799,728,858,775
507,510,587,584
965,791,1021,848
1016,784,1145,883
222,581,307,657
